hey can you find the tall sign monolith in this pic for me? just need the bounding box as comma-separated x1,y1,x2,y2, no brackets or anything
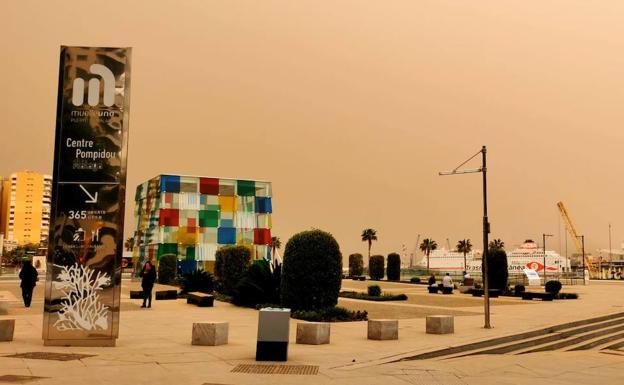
43,46,131,346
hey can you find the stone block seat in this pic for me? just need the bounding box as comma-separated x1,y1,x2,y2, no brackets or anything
0,300,9,315
129,290,143,299
367,319,398,340
426,315,454,334
191,322,228,346
522,292,555,301
186,292,214,307
296,322,330,345
0,319,15,342
155,290,178,300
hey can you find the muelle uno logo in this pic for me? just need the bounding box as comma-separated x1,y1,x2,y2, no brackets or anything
71,64,115,107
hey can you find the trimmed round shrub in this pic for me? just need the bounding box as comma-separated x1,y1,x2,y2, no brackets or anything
485,248,508,291
545,280,562,294
157,254,177,284
410,277,421,284
348,253,364,277
514,284,526,296
215,245,251,295
367,284,382,297
369,255,385,280
180,269,214,294
387,253,401,281
281,229,343,311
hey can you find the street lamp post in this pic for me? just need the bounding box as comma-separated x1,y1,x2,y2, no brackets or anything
440,145,491,329
542,233,553,283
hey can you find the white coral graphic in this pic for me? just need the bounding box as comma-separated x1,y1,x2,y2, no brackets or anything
53,263,111,331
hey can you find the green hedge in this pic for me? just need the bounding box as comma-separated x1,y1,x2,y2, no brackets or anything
157,254,177,284
369,255,384,280
545,280,562,294
281,229,343,311
340,291,407,301
387,253,401,281
348,253,364,276
486,248,508,291
291,306,368,322
214,245,251,295
367,284,381,297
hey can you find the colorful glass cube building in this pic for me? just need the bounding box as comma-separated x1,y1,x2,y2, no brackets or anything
133,175,272,272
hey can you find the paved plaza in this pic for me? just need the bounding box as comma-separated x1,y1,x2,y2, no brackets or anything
1,279,623,384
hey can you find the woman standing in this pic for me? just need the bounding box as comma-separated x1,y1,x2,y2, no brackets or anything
141,259,157,308
19,260,38,307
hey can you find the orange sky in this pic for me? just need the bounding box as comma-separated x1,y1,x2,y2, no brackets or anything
2,0,623,259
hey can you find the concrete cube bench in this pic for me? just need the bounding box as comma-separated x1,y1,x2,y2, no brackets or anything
296,322,330,345
0,319,15,342
0,300,9,315
426,315,454,334
186,292,214,307
441,287,454,295
367,319,398,340
192,322,228,346
155,290,178,300
129,290,143,299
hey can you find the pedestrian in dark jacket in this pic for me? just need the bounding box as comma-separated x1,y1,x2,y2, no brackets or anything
427,273,436,287
19,260,38,307
141,259,157,308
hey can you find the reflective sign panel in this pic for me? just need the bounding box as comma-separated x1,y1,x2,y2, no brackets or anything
43,46,131,346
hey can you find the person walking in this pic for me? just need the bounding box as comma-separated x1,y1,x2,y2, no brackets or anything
141,259,157,308
19,259,38,307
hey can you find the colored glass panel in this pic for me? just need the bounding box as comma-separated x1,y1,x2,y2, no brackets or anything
198,210,218,227
254,228,271,245
161,175,181,193
219,180,235,195
237,180,256,196
159,209,179,226
219,196,237,212
186,246,196,261
218,227,236,244
158,243,178,259
199,177,219,195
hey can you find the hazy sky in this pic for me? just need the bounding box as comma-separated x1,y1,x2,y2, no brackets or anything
2,0,623,259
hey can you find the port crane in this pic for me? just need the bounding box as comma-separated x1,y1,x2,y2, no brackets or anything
556,201,596,277
410,234,421,268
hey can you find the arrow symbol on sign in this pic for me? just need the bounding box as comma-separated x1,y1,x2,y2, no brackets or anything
79,185,98,203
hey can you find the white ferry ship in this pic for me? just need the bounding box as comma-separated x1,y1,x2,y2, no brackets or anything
416,239,571,274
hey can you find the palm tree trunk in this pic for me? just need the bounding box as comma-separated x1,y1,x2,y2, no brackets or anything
368,240,371,258
427,251,430,272
463,252,467,271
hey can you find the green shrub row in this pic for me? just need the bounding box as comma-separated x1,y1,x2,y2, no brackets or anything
291,306,368,322
348,253,364,276
369,255,384,280
339,291,408,301
387,253,401,281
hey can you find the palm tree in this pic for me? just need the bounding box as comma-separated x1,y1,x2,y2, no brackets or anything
456,239,473,271
270,236,282,261
420,238,438,271
489,239,505,251
124,237,134,252
361,229,378,258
